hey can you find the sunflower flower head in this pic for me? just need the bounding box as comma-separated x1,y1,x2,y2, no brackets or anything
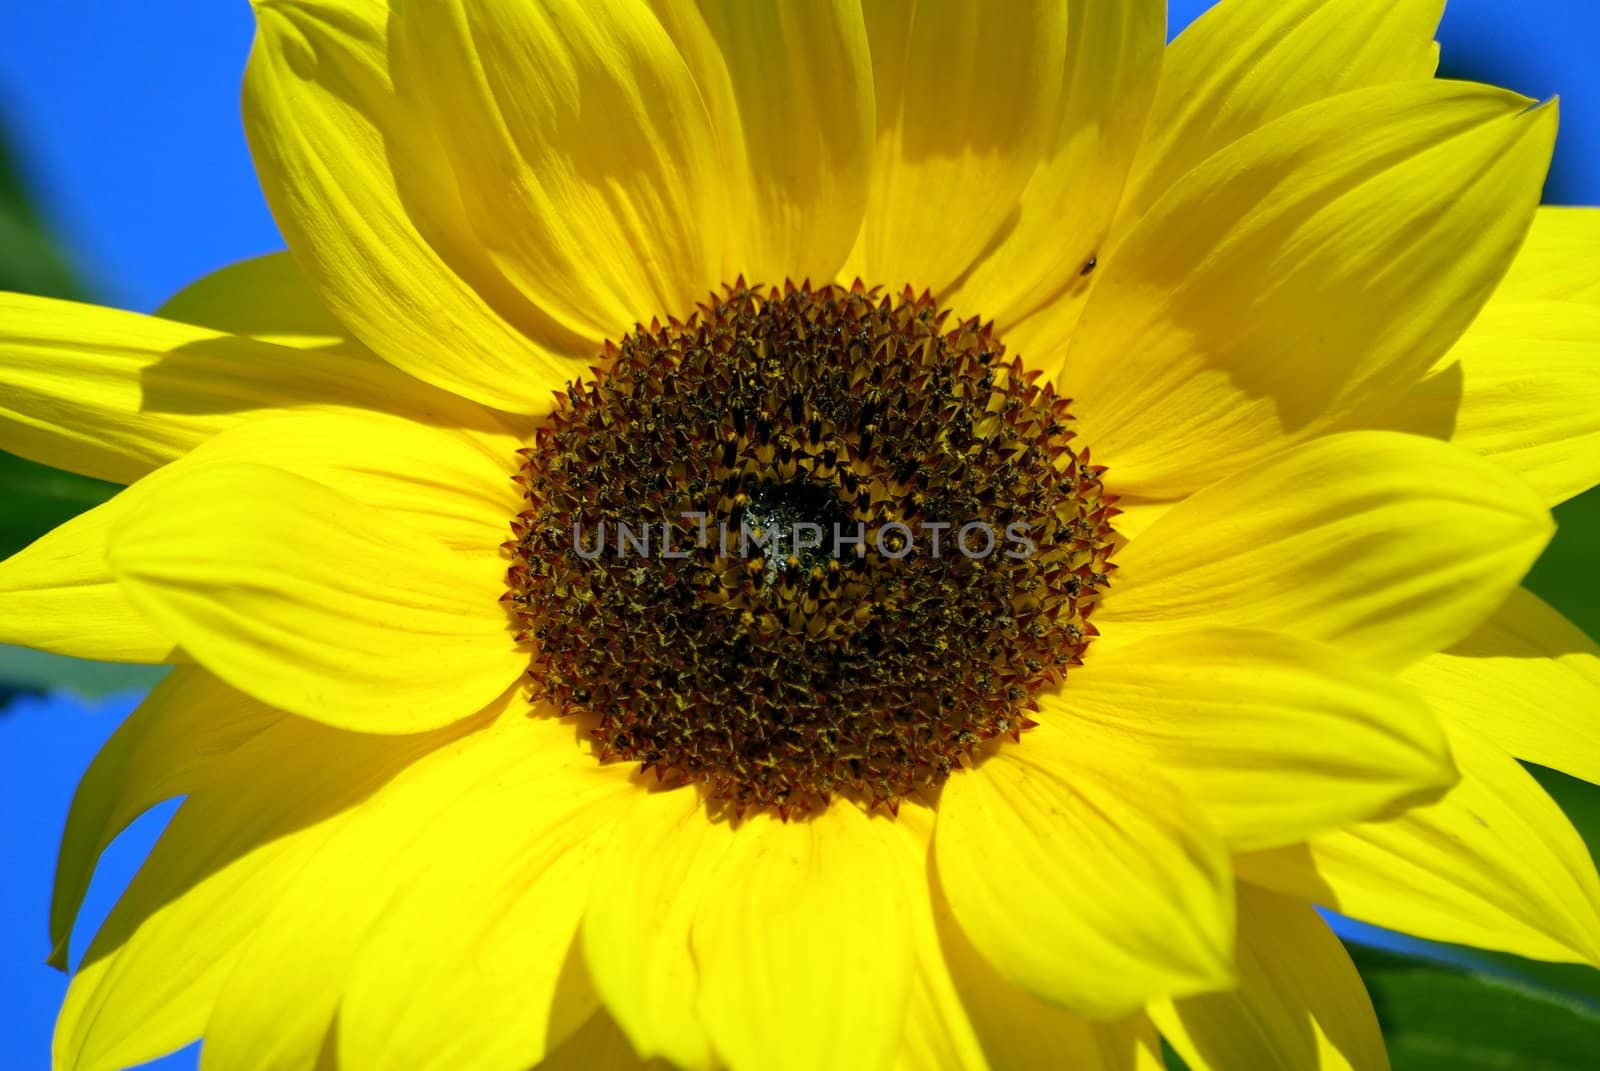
508,281,1115,814
1,1,1598,1070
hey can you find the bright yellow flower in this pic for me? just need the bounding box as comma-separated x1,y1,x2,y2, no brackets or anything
2,0,1598,1069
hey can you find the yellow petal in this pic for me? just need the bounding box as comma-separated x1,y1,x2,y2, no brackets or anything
55,712,449,1071
843,0,1068,294
1118,0,1443,226
1050,629,1454,851
1151,883,1388,1071
157,251,351,349
1365,207,1600,505
691,803,914,1071
887,806,988,1071
650,0,874,284
244,0,598,412
49,669,280,971
581,786,728,1070
1066,82,1556,498
949,0,1165,361
1103,498,1171,542
171,408,522,562
935,722,1235,1018
0,291,489,484
0,407,515,665
1492,205,1600,303
1099,432,1553,671
1400,587,1600,788
1236,722,1600,966
391,0,723,339
0,490,175,663
1384,303,1600,506
336,754,636,1071
107,461,522,731
894,807,1166,1071
200,709,600,1071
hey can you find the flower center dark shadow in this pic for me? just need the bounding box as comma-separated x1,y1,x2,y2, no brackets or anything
741,479,850,582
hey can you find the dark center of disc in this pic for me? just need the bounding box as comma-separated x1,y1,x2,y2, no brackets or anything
742,479,849,582
505,282,1118,816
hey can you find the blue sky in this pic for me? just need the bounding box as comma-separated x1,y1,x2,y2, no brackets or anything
0,2,1596,1069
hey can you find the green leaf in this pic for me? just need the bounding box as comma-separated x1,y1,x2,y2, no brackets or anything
1352,945,1600,1070
0,110,84,301
1526,488,1600,642
1533,764,1600,863
0,449,119,560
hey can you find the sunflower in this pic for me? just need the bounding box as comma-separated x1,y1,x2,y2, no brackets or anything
3,0,1599,1068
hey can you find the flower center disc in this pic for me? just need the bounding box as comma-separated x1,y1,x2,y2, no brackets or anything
507,282,1117,815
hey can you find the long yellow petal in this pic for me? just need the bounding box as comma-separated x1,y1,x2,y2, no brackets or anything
895,806,1166,1071
888,806,988,1071
581,785,728,1070
691,803,914,1071
843,0,1067,294
1401,587,1600,788
1118,0,1443,226
649,0,874,285
48,669,280,971
1103,499,1171,542
935,721,1235,1018
1491,205,1600,303
1364,207,1600,505
1048,629,1454,851
200,709,603,1071
950,0,1165,361
245,0,597,412
0,407,515,665
108,461,522,732
161,407,522,561
157,251,351,349
0,291,489,484
1065,82,1555,498
1151,883,1388,1071
1236,722,1600,966
0,489,175,663
389,0,725,342
1373,302,1600,506
1099,432,1552,671
335,754,637,1071
54,712,451,1071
